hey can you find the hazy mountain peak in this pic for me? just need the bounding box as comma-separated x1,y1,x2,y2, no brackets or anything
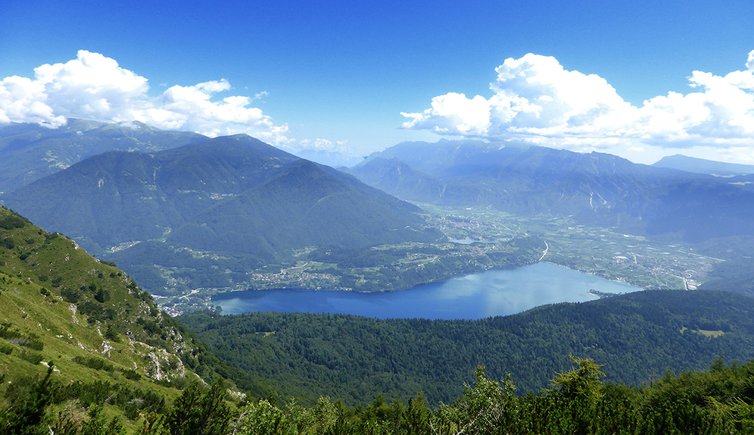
0,119,207,194
653,154,754,176
350,139,754,243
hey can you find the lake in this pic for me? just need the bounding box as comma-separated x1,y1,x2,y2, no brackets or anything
213,262,643,320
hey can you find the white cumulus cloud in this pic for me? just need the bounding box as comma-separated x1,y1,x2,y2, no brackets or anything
401,92,491,135
0,50,289,143
402,50,754,162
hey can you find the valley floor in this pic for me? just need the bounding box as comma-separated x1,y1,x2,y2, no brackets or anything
158,205,719,314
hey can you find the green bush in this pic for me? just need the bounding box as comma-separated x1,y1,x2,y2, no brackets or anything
0,325,43,350
0,364,54,432
0,323,23,340
167,380,231,435
0,342,13,355
1,238,14,249
120,368,142,381
19,350,44,365
94,288,111,303
72,356,115,372
0,214,27,229
60,287,80,302
104,324,120,342
44,233,60,243
19,334,44,351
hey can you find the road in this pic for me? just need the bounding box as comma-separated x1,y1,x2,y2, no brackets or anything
538,240,549,261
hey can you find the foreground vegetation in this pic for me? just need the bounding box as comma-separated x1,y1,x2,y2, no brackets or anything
4,356,754,433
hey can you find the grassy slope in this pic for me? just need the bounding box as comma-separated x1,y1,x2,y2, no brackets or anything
0,206,227,426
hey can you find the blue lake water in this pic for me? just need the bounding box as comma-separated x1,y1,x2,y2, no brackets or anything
213,262,643,320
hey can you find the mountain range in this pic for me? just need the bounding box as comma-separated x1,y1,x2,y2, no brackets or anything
348,140,754,243
1,120,754,431
3,121,754,300
0,119,363,196
0,119,204,195
3,134,442,295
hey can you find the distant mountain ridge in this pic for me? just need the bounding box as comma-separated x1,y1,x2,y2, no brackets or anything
349,140,754,243
0,119,205,195
654,154,754,176
0,119,366,196
4,135,443,295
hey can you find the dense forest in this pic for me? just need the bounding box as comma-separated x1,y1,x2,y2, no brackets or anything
182,290,754,405
4,356,754,433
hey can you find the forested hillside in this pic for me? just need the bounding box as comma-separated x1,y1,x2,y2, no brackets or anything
4,135,444,296
204,357,754,434
182,290,754,405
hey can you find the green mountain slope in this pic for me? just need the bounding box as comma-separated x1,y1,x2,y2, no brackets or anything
170,159,437,256
4,135,443,297
181,290,754,405
0,206,224,407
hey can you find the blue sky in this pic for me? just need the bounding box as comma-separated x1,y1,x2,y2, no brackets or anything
2,0,754,163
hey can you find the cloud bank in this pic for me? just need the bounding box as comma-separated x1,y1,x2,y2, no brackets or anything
402,50,754,162
0,50,289,143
